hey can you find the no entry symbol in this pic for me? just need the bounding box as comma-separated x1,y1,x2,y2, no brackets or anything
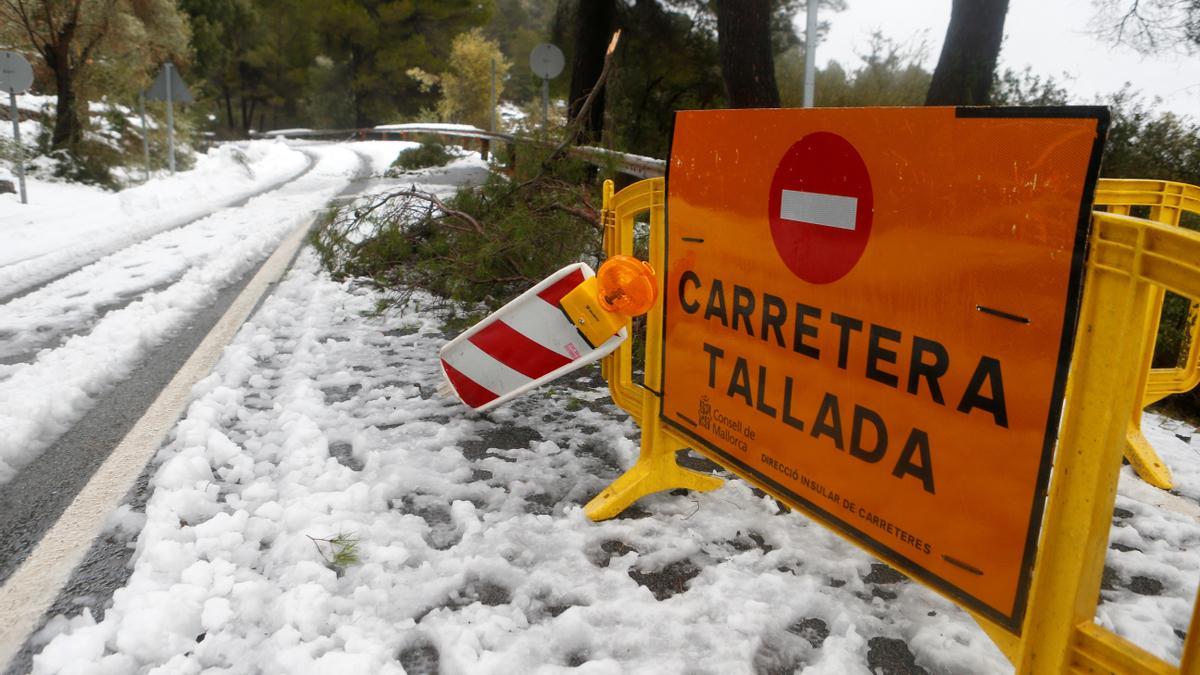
768,132,874,284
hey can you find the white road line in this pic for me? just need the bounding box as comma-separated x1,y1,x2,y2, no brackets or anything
0,214,316,670
779,189,858,231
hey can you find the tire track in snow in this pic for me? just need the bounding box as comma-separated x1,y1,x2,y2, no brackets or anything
0,151,328,366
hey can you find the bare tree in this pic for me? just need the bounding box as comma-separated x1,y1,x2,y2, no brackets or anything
715,0,781,108
925,0,1009,106
1092,0,1199,53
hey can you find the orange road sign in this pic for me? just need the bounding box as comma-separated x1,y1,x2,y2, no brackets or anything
661,107,1108,632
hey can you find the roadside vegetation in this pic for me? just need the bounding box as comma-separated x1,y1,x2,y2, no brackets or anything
313,141,602,328
386,139,458,174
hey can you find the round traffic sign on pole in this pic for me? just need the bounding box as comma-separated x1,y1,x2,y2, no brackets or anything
529,43,564,79
0,51,34,94
767,131,874,285
1,51,32,204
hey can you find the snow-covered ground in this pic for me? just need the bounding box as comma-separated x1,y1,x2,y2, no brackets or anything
374,123,486,133
0,145,363,484
5,137,1197,673
26,247,1200,672
0,140,311,298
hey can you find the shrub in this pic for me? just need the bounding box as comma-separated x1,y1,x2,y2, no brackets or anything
387,140,456,173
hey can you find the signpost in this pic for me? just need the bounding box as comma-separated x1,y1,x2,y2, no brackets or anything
145,62,193,175
1,51,34,204
138,92,151,182
529,43,564,131
660,107,1106,631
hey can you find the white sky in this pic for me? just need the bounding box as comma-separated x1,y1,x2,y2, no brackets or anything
805,0,1200,118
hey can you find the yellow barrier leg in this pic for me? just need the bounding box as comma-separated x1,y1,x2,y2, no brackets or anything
1123,282,1175,490
1125,416,1174,489
585,404,724,521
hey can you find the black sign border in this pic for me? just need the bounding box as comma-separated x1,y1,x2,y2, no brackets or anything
658,105,1110,634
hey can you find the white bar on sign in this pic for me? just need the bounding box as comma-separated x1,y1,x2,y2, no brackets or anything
779,190,858,231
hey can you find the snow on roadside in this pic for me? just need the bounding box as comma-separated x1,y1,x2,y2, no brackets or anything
30,251,1013,674
345,141,421,175
29,241,1200,671
23,151,1200,672
0,146,360,484
1095,414,1200,663
374,122,486,133
0,140,309,298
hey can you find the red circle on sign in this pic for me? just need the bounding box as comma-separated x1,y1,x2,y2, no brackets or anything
768,132,873,284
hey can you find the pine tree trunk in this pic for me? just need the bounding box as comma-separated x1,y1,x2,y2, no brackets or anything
567,0,615,144
351,47,368,129
925,0,1009,106
715,0,780,108
46,43,81,149
224,89,235,131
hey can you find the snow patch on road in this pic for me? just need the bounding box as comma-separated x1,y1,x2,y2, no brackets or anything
21,152,1200,671
31,253,1016,674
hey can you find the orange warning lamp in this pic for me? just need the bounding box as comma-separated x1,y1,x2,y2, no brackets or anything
597,255,657,316
559,256,658,348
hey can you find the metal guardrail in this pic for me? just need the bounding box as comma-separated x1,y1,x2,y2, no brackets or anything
253,126,667,179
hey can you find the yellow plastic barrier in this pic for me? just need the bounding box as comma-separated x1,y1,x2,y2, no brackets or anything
593,177,1200,673
584,178,724,521
1093,179,1200,489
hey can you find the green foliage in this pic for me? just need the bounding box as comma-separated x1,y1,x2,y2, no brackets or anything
315,0,494,127
387,141,456,173
605,1,725,158
435,29,511,130
1102,88,1200,188
178,0,495,133
308,532,361,572
989,67,1071,106
313,143,603,314
484,0,557,103
1,0,191,171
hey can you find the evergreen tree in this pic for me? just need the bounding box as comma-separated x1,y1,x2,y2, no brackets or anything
715,0,781,107
314,0,494,127
436,29,511,130
925,0,1009,105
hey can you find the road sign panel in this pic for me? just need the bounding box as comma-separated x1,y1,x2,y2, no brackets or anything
146,63,193,103
0,52,33,94
529,43,564,79
661,107,1107,632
